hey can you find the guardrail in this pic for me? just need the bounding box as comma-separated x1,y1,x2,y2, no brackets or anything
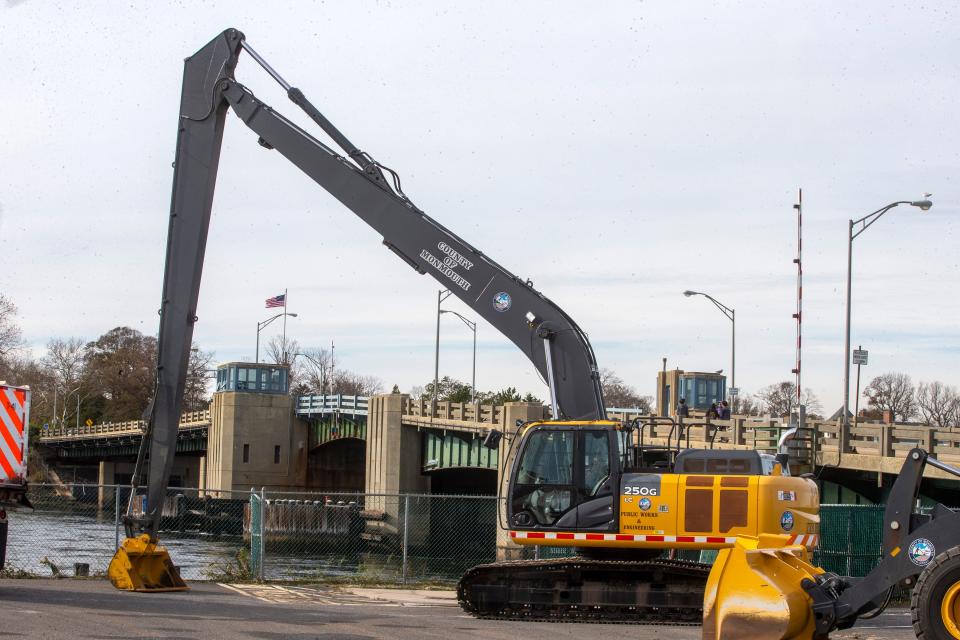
39,410,211,441
816,421,960,464
296,394,369,416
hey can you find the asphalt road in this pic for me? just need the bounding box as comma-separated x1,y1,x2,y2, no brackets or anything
0,579,917,640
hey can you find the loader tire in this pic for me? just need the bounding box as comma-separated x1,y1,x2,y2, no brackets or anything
912,546,960,640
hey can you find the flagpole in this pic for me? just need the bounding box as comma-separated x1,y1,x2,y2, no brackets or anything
282,288,288,364
330,339,335,395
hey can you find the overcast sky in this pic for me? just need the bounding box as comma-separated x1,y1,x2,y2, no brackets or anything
2,1,957,411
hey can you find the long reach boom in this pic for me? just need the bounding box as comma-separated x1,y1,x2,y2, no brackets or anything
123,28,605,545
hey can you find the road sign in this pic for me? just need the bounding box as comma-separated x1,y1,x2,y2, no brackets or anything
85,418,94,427
43,423,49,431
729,387,740,397
853,349,868,365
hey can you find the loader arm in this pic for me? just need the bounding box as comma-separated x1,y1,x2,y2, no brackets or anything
126,28,605,541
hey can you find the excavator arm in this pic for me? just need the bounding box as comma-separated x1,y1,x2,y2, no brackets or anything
123,28,605,546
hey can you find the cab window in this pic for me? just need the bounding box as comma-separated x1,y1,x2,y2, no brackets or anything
582,430,610,496
517,430,573,485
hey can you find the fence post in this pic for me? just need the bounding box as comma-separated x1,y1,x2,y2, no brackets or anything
114,485,121,550
259,487,266,581
250,488,262,580
401,494,410,583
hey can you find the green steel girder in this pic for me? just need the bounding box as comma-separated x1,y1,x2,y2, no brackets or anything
421,429,498,472
309,416,366,448
49,428,207,460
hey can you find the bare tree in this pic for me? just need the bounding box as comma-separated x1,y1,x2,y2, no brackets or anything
299,346,336,394
0,294,24,358
183,344,215,411
43,338,87,389
756,382,821,418
41,337,90,426
863,373,917,423
331,370,383,396
599,368,652,412
916,381,959,428
730,393,759,416
265,335,300,367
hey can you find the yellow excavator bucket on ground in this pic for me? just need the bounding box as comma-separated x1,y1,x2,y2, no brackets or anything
703,535,823,640
108,534,188,592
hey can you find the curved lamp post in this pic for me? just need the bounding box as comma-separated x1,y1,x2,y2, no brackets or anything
256,312,298,363
683,290,735,399
294,351,330,395
440,309,478,403
842,197,932,429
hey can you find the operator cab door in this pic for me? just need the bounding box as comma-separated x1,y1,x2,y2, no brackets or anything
509,426,619,532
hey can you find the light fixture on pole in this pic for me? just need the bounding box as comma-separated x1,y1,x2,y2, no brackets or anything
683,290,735,399
256,312,298,364
294,351,330,395
432,289,452,404
440,309,478,403
64,385,81,431
842,197,932,431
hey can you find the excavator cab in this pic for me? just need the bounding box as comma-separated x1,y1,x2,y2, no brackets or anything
506,420,817,544
509,422,620,532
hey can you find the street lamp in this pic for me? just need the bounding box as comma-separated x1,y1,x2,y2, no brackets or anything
842,197,932,429
294,351,330,395
432,290,452,403
64,385,82,430
440,310,478,403
683,290,735,398
256,312,298,364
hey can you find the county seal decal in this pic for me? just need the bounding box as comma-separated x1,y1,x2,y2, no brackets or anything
780,511,794,532
492,292,512,312
639,497,652,511
907,538,935,566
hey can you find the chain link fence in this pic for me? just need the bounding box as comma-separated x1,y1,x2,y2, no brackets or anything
0,485,939,587
1,484,500,584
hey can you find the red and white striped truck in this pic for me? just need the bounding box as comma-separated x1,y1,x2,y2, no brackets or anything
0,382,31,569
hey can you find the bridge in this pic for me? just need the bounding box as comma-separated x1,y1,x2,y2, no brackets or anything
39,410,212,458
37,395,960,503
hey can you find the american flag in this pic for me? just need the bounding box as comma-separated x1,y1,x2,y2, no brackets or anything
265,293,286,309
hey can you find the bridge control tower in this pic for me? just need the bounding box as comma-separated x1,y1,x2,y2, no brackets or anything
205,362,307,494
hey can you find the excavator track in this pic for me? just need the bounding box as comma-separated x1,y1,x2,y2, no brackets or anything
457,557,711,624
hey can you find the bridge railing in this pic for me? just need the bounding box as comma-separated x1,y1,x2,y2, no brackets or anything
39,409,212,441
401,398,507,426
814,420,960,463
296,394,369,416
631,416,792,454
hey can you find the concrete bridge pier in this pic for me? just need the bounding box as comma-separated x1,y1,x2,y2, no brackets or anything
364,393,427,544
97,460,115,512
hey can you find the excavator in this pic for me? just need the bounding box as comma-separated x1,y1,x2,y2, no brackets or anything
109,29,960,640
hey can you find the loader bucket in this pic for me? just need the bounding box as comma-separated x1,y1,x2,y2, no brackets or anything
108,534,188,592
702,535,822,640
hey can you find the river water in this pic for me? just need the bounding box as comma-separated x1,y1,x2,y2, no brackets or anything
6,509,244,580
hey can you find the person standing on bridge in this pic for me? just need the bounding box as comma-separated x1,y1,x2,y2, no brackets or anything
719,400,731,420
676,398,689,419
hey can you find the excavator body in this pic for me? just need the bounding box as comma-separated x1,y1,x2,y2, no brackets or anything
506,421,819,555
459,420,820,624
